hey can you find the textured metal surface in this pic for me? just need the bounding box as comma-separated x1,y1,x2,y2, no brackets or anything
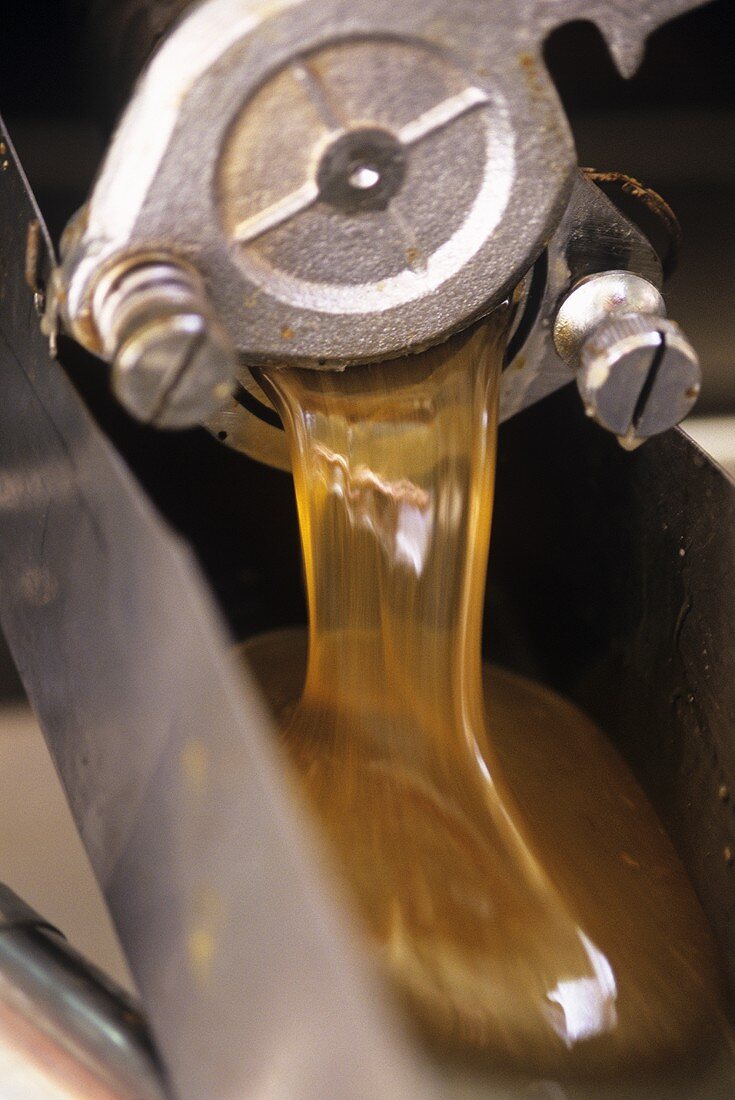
0,117,431,1100
61,0,708,373
206,173,665,469
62,0,573,366
0,891,165,1100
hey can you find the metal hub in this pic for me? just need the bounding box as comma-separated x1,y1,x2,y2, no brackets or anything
316,128,406,214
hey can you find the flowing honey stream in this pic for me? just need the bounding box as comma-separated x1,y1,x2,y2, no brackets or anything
241,312,728,1081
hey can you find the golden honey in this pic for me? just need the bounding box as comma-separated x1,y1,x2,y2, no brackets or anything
243,313,726,1078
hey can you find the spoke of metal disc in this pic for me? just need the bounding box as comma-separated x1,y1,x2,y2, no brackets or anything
232,181,320,244
397,86,489,147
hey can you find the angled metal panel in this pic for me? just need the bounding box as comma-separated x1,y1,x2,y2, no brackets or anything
0,117,429,1100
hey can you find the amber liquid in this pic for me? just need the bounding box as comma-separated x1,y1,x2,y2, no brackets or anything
245,314,727,1080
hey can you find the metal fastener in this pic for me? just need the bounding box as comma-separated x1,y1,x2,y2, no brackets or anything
578,313,700,448
553,271,700,447
93,258,236,429
553,271,665,368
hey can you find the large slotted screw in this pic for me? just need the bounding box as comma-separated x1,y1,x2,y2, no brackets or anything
93,257,236,429
553,271,701,448
577,313,700,449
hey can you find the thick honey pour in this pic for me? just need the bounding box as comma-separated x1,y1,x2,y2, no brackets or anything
246,314,723,1076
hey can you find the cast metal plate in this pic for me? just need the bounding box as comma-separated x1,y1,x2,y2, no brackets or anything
64,0,707,369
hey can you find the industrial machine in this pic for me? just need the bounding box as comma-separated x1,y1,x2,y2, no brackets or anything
0,0,733,1096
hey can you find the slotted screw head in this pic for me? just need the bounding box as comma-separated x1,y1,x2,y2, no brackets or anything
113,312,235,429
94,258,236,429
577,313,701,446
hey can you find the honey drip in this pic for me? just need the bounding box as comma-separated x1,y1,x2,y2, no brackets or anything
247,314,723,1076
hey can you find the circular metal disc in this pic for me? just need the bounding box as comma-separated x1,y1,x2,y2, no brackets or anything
217,37,511,350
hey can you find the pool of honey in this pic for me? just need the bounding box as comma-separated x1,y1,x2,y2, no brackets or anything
241,313,733,1087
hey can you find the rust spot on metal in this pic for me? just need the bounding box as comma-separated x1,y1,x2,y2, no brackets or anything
25,219,42,293
519,52,543,96
518,51,552,110
517,51,566,146
582,169,682,277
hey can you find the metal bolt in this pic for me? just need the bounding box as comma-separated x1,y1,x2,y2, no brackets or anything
553,271,700,447
577,313,701,448
553,271,665,369
93,258,236,429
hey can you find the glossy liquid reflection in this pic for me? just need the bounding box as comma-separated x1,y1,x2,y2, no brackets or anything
250,316,723,1075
